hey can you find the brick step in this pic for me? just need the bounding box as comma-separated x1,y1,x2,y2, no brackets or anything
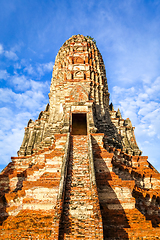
102,209,155,239
67,169,90,173
22,177,60,188
66,187,92,192
145,214,160,227
103,209,152,229
125,227,160,239
105,228,160,240
124,209,153,228
0,231,52,240
66,185,91,189
0,210,54,239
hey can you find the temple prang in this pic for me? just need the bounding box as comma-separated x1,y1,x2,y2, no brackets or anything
0,34,160,239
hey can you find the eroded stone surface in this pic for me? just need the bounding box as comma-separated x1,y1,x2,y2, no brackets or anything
0,35,160,239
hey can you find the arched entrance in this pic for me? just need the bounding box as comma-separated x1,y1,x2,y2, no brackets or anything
71,113,87,135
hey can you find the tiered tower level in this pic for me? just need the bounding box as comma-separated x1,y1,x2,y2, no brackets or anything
0,35,160,239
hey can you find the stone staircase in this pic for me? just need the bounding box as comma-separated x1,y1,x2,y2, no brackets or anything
59,135,103,240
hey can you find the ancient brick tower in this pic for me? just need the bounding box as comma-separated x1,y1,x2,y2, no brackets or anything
0,35,160,239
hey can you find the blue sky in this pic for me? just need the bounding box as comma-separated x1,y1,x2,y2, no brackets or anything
0,0,160,171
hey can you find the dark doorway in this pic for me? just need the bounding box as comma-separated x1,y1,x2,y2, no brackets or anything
71,113,87,135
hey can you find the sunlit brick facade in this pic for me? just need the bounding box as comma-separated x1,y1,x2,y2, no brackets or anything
0,35,160,239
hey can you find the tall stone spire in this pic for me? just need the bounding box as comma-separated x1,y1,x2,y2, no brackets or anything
18,34,141,157
49,34,109,121
1,35,160,239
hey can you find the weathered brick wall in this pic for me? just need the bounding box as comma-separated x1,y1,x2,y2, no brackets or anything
108,106,142,156
91,133,160,239
0,134,69,239
1,132,160,239
1,34,160,239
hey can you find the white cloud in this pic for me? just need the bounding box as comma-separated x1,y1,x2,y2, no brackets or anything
0,82,48,112
0,44,3,54
0,70,9,80
0,88,15,103
36,61,53,76
11,75,31,91
6,72,50,92
30,79,50,91
0,44,19,60
42,62,54,71
14,63,22,69
14,90,45,111
24,64,35,75
4,50,18,60
23,61,53,76
144,77,160,99
0,110,29,165
111,74,160,171
0,80,49,168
